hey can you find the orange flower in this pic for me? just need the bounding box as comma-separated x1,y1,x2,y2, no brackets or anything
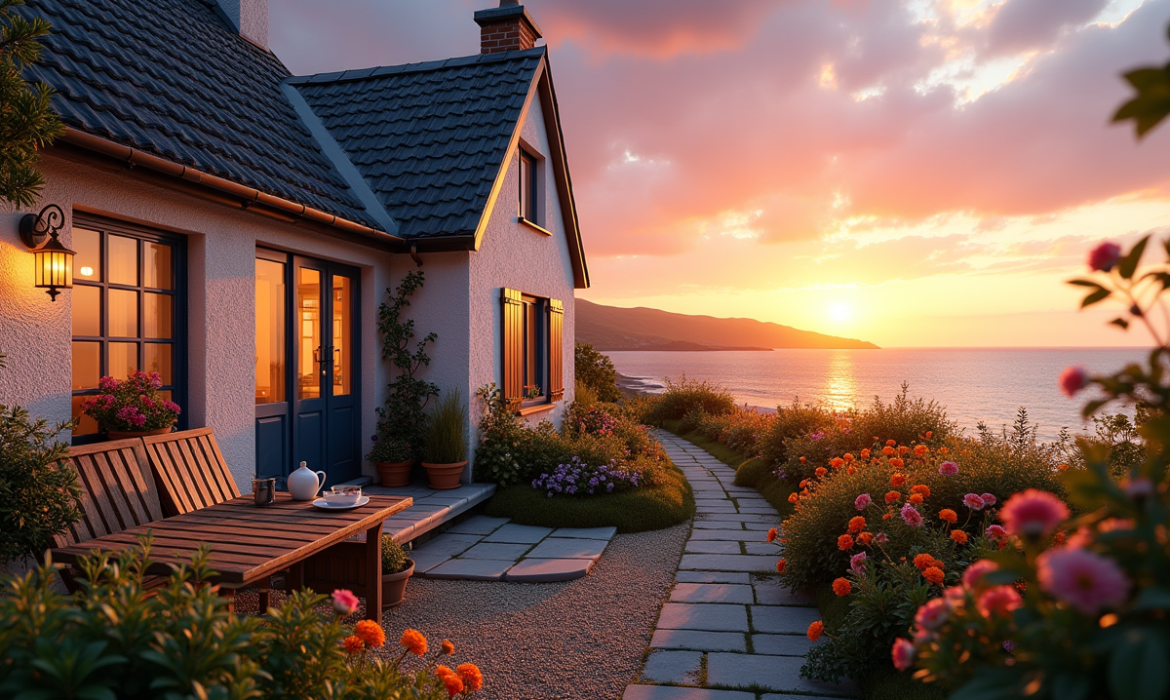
837,534,855,551
830,457,845,469
1057,463,1070,471
799,456,807,464
857,532,873,545
441,640,455,655
882,446,895,456
848,516,866,533
788,492,800,504
861,449,871,459
847,466,856,475
882,513,893,520
909,494,924,504
457,664,484,692
925,431,933,439
843,453,854,462
886,439,897,446
832,577,852,596
400,629,428,656
923,566,945,585
939,509,958,524
911,484,931,498
914,444,928,457
913,553,937,571
889,458,904,468
808,620,824,641
800,479,809,488
354,620,386,648
815,467,828,477
767,528,779,543
938,446,948,455
890,474,907,487
899,445,910,455
343,635,364,655
885,491,901,503
950,530,969,545
436,666,464,698
777,559,786,574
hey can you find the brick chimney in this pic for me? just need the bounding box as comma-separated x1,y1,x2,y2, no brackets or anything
474,0,542,54
216,0,269,50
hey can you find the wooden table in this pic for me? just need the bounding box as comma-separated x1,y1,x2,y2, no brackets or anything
52,493,412,625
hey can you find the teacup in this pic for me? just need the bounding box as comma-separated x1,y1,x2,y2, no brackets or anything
325,485,362,506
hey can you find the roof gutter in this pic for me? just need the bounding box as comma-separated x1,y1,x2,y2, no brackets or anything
56,128,408,250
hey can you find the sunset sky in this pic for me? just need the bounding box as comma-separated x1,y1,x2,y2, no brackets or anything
272,0,1170,349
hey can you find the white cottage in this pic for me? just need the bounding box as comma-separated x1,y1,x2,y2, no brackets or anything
0,0,589,491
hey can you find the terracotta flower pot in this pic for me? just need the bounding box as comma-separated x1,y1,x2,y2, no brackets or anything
381,558,415,608
107,426,174,440
421,461,467,490
374,460,415,488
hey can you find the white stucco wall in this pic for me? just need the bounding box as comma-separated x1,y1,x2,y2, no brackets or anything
0,154,395,491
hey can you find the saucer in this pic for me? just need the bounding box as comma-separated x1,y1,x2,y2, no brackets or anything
311,495,370,510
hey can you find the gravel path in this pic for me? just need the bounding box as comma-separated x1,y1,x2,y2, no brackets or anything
372,521,689,700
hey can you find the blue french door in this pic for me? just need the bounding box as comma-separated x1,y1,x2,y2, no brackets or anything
255,250,360,487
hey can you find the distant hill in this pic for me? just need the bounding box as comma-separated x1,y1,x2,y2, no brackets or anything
576,300,879,351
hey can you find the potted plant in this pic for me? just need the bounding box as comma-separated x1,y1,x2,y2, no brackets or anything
381,535,415,607
81,372,180,439
369,271,438,484
421,390,467,490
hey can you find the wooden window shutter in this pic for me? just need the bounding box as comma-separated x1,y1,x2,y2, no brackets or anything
501,288,524,408
548,298,564,401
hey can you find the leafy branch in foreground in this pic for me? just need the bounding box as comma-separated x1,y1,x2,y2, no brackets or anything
1113,23,1170,138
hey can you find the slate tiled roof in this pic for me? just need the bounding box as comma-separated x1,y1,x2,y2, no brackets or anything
290,49,545,239
21,0,375,227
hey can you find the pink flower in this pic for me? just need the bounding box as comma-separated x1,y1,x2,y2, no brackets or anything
981,493,997,506
1059,366,1089,398
98,376,118,391
963,493,985,510
915,598,950,631
331,589,360,615
850,552,867,574
900,504,923,527
985,524,1006,540
1037,548,1129,614
892,638,916,671
874,532,889,544
977,585,1023,618
962,560,999,591
854,493,872,510
1000,489,1069,537
943,585,967,605
1088,241,1122,272
938,461,959,476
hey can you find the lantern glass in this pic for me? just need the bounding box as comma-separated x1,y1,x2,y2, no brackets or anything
33,236,75,300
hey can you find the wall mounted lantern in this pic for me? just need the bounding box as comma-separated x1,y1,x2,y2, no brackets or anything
19,204,74,302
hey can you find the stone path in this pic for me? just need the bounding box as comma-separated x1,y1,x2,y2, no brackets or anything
408,515,617,582
623,432,858,700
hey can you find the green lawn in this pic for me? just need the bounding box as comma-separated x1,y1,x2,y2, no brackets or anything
484,461,695,533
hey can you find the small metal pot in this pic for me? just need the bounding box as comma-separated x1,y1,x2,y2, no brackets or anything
253,478,276,506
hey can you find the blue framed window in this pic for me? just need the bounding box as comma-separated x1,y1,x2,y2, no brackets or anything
70,215,187,443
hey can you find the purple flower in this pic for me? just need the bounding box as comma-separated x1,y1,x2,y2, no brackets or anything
901,504,923,527
850,552,867,574
854,493,871,511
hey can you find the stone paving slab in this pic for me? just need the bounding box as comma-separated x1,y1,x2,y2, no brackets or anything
689,530,765,541
460,542,532,560
744,543,778,556
670,583,754,604
651,629,747,652
676,570,751,584
526,537,608,560
423,558,512,581
504,558,593,582
751,633,816,656
750,605,823,634
707,653,858,695
680,554,778,572
624,686,755,700
753,583,816,607
693,520,746,530
685,540,742,555
551,526,617,540
482,523,553,544
407,551,450,574
442,514,509,535
657,603,749,632
413,533,482,557
641,650,703,684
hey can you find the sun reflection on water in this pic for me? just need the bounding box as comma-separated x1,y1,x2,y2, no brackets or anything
825,351,857,412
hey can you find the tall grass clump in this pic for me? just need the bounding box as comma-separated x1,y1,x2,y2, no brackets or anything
423,390,467,464
648,376,736,423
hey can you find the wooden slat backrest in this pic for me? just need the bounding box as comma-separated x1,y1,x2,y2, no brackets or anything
144,428,241,516
53,439,163,548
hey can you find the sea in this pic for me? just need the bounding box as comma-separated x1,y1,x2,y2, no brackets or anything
607,348,1149,442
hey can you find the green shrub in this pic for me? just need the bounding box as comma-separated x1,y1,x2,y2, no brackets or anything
424,390,467,464
473,384,529,486
759,400,835,471
648,377,736,423
0,540,462,699
0,405,80,563
734,457,795,517
575,343,623,402
381,535,410,575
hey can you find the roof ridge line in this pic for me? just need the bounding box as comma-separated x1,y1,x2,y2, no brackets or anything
285,46,546,86
281,81,399,236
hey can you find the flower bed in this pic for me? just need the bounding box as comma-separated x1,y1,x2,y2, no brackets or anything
80,371,180,433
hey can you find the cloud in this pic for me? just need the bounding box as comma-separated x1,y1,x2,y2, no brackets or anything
984,0,1110,56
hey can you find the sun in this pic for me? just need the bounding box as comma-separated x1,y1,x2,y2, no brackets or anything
829,303,852,323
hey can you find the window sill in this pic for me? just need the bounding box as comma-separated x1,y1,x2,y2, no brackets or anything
518,402,556,417
518,217,552,236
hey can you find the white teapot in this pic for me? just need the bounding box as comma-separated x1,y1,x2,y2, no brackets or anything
288,461,327,501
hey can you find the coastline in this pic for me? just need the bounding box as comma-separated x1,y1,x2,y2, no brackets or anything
616,372,778,415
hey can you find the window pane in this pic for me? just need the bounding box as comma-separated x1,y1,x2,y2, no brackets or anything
145,344,172,385
109,342,138,379
256,259,286,404
72,285,101,337
108,289,139,337
144,242,173,290
71,395,98,437
108,235,138,286
519,154,530,218
144,293,173,339
73,227,101,282
72,341,101,390
297,267,321,400
332,275,351,397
